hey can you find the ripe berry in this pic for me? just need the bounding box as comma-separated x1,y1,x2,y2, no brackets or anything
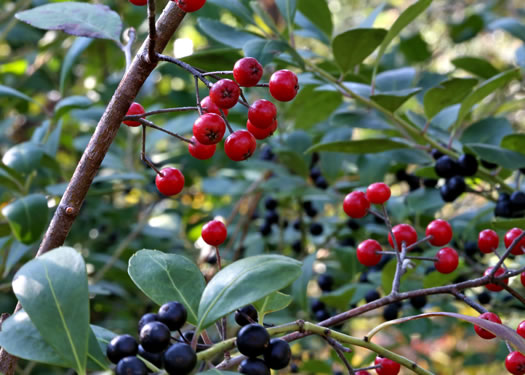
315,309,331,321
477,291,491,305
357,239,383,267
426,219,453,246
116,357,147,375
139,321,171,353
458,154,478,176
233,57,264,87
193,113,226,145
236,324,270,357
506,351,525,375
314,175,328,189
511,191,525,211
163,343,197,375
129,0,148,5
209,79,240,109
374,357,401,375
106,334,138,364
317,273,334,292
309,222,323,236
224,130,257,161
235,305,258,326
484,267,508,292
138,345,163,368
434,156,459,179
517,320,525,339
202,220,227,246
366,183,391,204
478,229,499,254
173,0,207,13
238,358,270,375
343,191,370,218
431,149,444,160
434,247,459,274
504,228,525,255
388,224,418,250
158,301,187,331
200,96,228,116
383,304,400,321
495,199,513,218
138,313,158,333
269,69,299,102
356,372,371,375
156,167,185,196
474,312,502,339
265,197,278,211
522,271,525,287
247,119,277,140
264,338,291,370
188,136,216,160
311,299,325,312
365,290,381,303
410,295,427,309
123,102,145,127
423,178,438,188
248,99,277,128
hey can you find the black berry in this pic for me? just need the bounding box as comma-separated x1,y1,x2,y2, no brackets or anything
260,222,272,236
406,174,421,191
238,358,270,375
317,274,333,292
138,345,163,369
310,299,325,313
314,309,331,321
236,324,270,357
309,222,323,236
265,210,279,225
383,303,400,321
511,191,525,211
235,305,258,326
435,156,459,179
309,167,321,180
458,154,478,176
116,356,147,375
158,302,187,331
365,290,380,303
140,322,171,353
409,295,427,309
481,159,498,169
107,334,138,364
260,146,275,161
305,206,318,217
264,197,278,211
464,241,479,258
163,343,197,375
339,237,356,247
314,176,328,189
263,338,291,369
478,291,492,305
423,178,438,188
138,313,158,334
290,363,299,373
495,200,513,218
291,240,302,253
431,149,444,160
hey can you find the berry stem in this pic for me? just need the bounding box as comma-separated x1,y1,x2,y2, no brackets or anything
499,283,525,306
139,118,194,144
368,209,386,221
255,83,270,87
123,106,199,120
201,70,233,77
146,0,157,64
122,28,136,72
219,109,234,134
450,290,488,314
156,53,212,88
377,251,437,262
140,124,163,175
194,77,203,115
319,334,355,375
391,242,408,295
406,235,433,251
356,365,381,372
489,230,525,278
238,89,251,108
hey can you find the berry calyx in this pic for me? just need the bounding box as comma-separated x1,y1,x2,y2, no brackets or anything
343,191,370,219
238,358,270,375
233,57,264,87
504,228,525,255
505,351,525,375
478,229,499,254
158,301,187,331
388,224,418,250
235,305,258,326
269,69,299,102
209,79,240,109
123,102,145,127
247,119,277,140
357,239,383,267
106,334,138,364
129,0,148,5
248,99,277,129
188,136,216,160
263,338,291,369
484,267,508,292
236,324,270,357
139,321,171,353
366,183,391,204
193,113,226,145
156,167,185,196
374,356,401,375
116,357,147,375
474,312,502,339
434,247,459,274
173,0,206,13
426,219,453,246
201,96,228,116
202,220,227,246
224,130,257,161
517,320,525,339
163,343,197,375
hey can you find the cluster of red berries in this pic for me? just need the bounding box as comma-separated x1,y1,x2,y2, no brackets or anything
128,0,207,13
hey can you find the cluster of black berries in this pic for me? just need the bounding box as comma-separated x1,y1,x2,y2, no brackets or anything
494,191,525,218
309,274,334,321
260,196,281,236
235,323,291,375
432,150,477,202
106,302,197,375
396,169,438,191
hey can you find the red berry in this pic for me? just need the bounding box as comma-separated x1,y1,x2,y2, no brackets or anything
247,119,277,140
123,102,145,127
224,130,257,161
356,239,382,267
202,220,227,246
484,267,508,292
269,70,299,102
233,57,263,87
343,191,370,219
374,357,400,375
434,247,458,274
192,113,226,145
426,219,453,246
129,0,147,5
155,167,185,196
478,229,499,254
366,183,391,204
172,0,206,12
517,320,525,339
504,228,525,255
248,99,277,129
388,224,418,250
522,271,525,287
506,351,525,375
201,96,228,116
188,136,216,160
474,312,502,339
209,79,240,109
356,372,370,375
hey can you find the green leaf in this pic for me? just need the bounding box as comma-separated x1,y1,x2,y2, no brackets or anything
196,18,261,48
2,194,48,245
12,247,90,374
197,255,301,331
289,86,342,129
243,40,300,67
451,56,500,79
2,142,44,175
331,111,390,130
465,143,525,170
423,78,478,119
332,28,387,73
60,38,92,94
128,250,205,326
375,67,416,91
182,48,243,73
500,134,525,156
320,284,358,310
449,14,484,43
274,149,309,178
452,69,521,130
491,218,525,231
54,96,92,119
360,3,386,28
0,85,37,103
16,2,122,43
276,0,297,30
306,139,410,154
371,88,421,112
207,0,254,24
423,269,461,289
460,117,513,146
297,0,332,36
253,291,293,319
291,252,315,311
488,18,525,43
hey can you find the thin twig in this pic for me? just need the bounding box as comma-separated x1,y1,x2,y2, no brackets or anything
406,235,433,251
202,70,233,77
147,0,157,64
500,283,525,305
450,290,488,314
140,124,163,175
157,53,212,87
219,109,234,134
489,231,525,277
391,243,408,296
195,77,203,115
139,118,193,144
320,334,355,375
124,106,198,120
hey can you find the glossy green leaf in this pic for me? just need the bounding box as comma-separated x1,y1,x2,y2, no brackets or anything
371,88,421,112
423,78,478,119
12,247,90,374
16,3,122,43
274,149,309,178
253,291,293,318
297,0,332,36
320,284,358,310
207,0,253,24
375,67,416,91
491,218,525,231
460,117,513,146
182,48,243,73
197,255,301,331
243,39,300,67
2,194,48,245
465,143,525,170
0,85,37,103
128,250,206,325
291,252,315,311
197,18,261,48
331,111,390,130
423,269,461,289
290,86,342,129
449,14,484,43
54,96,92,119
500,134,525,156
2,142,44,175
60,37,92,94
488,18,525,42
276,0,297,30
451,56,499,79
306,139,410,154
250,2,280,35
360,3,386,28
332,28,387,73
399,32,432,63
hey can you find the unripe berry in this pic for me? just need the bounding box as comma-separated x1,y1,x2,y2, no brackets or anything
202,220,227,246
343,191,370,218
269,70,299,102
434,247,458,274
503,228,525,255
123,102,145,127
193,113,226,145
474,312,501,339
224,130,257,161
426,219,453,246
233,57,263,87
173,0,206,13
356,239,382,267
248,99,277,129
188,136,216,160
156,167,185,196
366,183,391,204
209,79,240,109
